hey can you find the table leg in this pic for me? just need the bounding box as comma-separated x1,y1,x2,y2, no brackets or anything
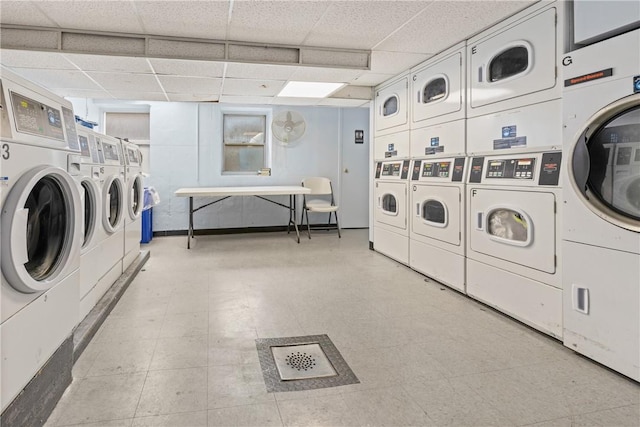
292,194,301,243
188,196,193,249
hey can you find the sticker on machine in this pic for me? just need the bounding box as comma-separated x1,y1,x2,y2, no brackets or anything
425,146,445,155
0,176,9,186
493,137,527,150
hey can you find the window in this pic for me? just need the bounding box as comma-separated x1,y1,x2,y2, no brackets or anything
422,77,447,104
381,194,397,214
382,96,399,117
223,113,267,173
105,112,150,142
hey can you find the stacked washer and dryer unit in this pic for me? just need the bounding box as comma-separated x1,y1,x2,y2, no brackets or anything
0,68,82,412
408,42,468,293
373,73,412,264
465,1,565,338
561,6,640,381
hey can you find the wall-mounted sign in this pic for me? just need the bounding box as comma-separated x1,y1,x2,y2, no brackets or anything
355,130,364,144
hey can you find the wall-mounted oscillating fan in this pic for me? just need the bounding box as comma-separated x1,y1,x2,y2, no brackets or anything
272,110,306,145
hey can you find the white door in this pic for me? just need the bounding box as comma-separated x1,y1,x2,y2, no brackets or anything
412,50,464,124
469,188,556,273
468,6,557,110
340,108,370,228
375,77,408,133
1,166,81,292
374,181,407,231
412,184,461,246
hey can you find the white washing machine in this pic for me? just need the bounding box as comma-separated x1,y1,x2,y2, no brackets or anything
562,29,640,382
374,73,409,137
466,1,563,155
70,125,108,322
121,139,143,271
466,151,563,338
409,157,467,292
0,69,81,411
410,42,466,158
373,159,411,265
91,134,126,304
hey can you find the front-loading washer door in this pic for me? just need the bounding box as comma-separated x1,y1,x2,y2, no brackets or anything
411,184,461,246
1,165,81,293
374,181,407,231
127,174,144,220
569,96,640,231
80,177,99,250
469,188,556,274
103,175,124,234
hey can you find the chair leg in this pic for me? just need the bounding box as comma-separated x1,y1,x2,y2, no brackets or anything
305,208,311,239
334,211,341,238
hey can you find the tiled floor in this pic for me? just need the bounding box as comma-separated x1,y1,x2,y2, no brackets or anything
46,230,639,426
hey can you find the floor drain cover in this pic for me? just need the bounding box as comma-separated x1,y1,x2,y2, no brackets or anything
271,343,337,380
256,334,359,393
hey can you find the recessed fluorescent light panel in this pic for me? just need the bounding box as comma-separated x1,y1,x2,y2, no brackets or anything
277,81,345,98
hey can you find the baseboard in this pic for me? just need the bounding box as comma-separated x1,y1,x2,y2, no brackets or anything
153,226,367,237
0,336,73,427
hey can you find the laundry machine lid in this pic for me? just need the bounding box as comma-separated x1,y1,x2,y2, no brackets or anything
570,94,640,231
1,165,81,293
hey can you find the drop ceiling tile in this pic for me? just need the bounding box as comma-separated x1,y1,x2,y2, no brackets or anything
272,97,320,106
218,95,273,105
350,72,396,87
9,68,103,90
157,76,222,94
370,51,431,75
375,1,534,54
0,50,76,70
65,54,153,74
304,1,430,49
222,78,286,96
0,1,58,26
317,98,371,107
225,63,296,81
289,67,363,83
35,1,144,34
53,88,113,99
109,92,168,102
87,72,163,92
148,59,225,78
167,93,220,102
228,1,330,45
134,1,229,40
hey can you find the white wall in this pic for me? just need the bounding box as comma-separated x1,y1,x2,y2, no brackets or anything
68,98,370,232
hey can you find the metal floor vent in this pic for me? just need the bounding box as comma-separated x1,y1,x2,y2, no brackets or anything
256,335,359,392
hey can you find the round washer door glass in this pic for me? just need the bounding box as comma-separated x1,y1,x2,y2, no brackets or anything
24,176,68,280
81,180,97,248
107,179,122,227
586,106,640,221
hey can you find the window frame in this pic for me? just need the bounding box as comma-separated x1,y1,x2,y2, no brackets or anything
221,108,272,175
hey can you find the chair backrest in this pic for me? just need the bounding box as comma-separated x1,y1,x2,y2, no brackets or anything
302,177,333,195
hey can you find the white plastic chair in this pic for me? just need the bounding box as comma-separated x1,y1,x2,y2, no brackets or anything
300,177,341,238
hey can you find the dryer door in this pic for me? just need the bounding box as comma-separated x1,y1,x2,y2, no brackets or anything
412,51,463,124
469,188,556,274
375,77,408,133
412,184,461,246
374,181,407,231
468,6,556,109
569,96,640,232
1,165,81,292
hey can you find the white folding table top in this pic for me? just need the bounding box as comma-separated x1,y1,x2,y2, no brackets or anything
175,186,311,197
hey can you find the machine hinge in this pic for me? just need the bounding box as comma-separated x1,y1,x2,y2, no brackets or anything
459,232,461,241
554,201,557,213
555,255,557,267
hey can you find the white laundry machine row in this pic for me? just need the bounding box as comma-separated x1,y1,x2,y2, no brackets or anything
409,157,468,293
0,69,81,411
374,73,410,137
561,29,640,382
466,1,564,155
121,139,144,271
81,132,127,319
373,159,411,265
410,42,466,158
465,150,563,338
